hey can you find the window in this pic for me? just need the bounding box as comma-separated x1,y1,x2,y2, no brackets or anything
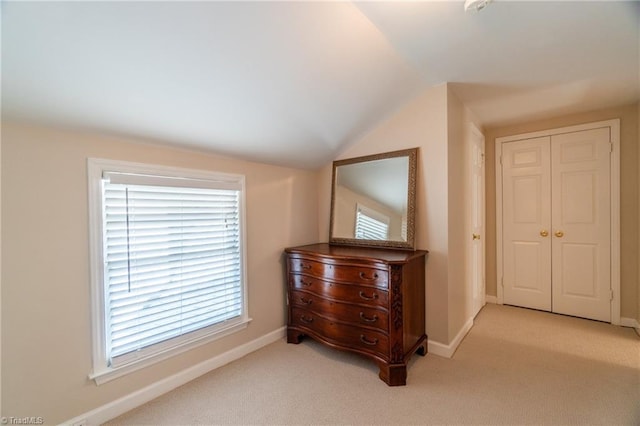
88,159,249,384
354,204,389,240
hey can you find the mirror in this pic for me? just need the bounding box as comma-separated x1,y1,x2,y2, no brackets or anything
329,148,418,250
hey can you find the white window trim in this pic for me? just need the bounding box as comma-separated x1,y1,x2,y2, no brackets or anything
87,158,251,385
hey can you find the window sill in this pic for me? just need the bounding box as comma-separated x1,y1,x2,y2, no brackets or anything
90,318,251,385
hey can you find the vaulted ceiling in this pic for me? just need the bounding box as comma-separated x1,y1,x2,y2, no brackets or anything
3,1,639,169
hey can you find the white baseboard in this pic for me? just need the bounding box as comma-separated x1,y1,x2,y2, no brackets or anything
620,317,640,331
485,295,498,304
428,316,474,359
64,327,286,426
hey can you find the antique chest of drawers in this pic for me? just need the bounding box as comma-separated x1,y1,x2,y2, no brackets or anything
284,243,428,386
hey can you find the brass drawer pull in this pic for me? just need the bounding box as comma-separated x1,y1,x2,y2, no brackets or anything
300,279,312,287
359,312,378,323
300,262,311,270
359,291,379,301
360,335,378,346
300,315,313,324
299,297,312,305
359,271,379,281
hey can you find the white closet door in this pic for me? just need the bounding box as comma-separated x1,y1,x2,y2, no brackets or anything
551,128,611,321
502,137,552,311
469,128,485,318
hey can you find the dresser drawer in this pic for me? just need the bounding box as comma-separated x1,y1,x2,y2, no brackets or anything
288,257,388,288
332,264,388,288
288,257,332,279
289,274,389,307
291,307,389,359
289,289,388,331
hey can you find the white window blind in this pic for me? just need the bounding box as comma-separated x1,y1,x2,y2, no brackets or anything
102,177,243,366
355,204,389,240
88,159,249,383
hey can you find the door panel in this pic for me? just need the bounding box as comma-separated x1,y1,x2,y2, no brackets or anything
512,242,543,290
502,137,551,311
551,128,611,321
559,243,597,297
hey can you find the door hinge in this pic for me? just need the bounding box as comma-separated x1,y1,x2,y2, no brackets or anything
610,289,614,301
609,143,613,153
499,155,503,165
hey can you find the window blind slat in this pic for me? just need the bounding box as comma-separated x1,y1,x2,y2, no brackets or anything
106,257,240,282
111,299,243,339
111,299,243,338
110,290,243,326
111,306,241,348
104,171,242,191
109,277,241,308
111,310,241,357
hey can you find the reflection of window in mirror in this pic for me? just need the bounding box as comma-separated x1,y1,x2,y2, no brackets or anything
355,204,389,240
334,184,405,241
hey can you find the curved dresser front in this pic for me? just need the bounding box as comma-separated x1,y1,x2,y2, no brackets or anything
284,243,428,386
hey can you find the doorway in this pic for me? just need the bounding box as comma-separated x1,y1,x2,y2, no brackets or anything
495,120,620,324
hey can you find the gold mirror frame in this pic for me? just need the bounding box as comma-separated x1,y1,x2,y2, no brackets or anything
329,148,418,250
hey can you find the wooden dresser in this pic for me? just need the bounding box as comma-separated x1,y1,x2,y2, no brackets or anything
284,243,428,386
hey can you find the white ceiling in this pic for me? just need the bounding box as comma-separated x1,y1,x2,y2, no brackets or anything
3,1,639,169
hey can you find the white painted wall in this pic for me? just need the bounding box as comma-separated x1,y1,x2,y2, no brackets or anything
1,122,320,423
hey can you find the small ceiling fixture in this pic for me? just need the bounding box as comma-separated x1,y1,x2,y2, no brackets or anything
464,0,492,12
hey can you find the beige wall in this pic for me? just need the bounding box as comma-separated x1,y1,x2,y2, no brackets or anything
446,87,468,339
319,84,451,343
319,84,484,345
484,103,639,320
1,122,320,423
446,89,485,338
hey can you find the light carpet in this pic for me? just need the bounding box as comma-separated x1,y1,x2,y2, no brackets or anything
106,304,640,425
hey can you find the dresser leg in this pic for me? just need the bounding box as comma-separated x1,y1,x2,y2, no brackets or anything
416,344,427,356
378,362,407,386
287,329,304,344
